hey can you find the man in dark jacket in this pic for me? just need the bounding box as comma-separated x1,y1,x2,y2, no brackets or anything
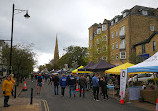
52,74,60,95
79,74,87,97
60,74,67,96
68,74,76,98
101,76,108,100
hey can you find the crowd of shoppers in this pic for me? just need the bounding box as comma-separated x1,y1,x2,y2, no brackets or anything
2,72,109,107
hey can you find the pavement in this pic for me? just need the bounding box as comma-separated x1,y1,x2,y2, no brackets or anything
0,78,41,111
19,79,156,111
0,78,156,111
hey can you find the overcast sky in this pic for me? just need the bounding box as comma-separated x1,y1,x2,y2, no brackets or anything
0,0,158,70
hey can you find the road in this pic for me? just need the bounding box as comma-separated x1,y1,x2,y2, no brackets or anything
19,79,148,111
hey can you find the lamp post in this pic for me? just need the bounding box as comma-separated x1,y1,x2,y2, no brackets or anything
9,4,30,74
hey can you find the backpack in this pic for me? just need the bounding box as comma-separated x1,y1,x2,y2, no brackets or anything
38,76,42,82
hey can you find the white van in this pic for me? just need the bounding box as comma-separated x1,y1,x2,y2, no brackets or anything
128,73,158,85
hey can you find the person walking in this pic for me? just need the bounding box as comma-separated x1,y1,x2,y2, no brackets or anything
67,74,76,98
52,74,60,95
86,76,90,90
2,75,13,107
92,73,99,101
48,75,52,85
79,74,87,98
101,76,108,100
60,74,67,96
36,73,44,95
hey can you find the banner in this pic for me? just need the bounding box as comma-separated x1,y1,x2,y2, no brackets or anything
120,69,127,98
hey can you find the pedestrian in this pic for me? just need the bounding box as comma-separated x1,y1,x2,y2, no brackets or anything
52,74,60,95
92,73,99,101
101,76,108,100
86,75,90,90
31,74,34,82
10,74,15,96
60,74,67,96
79,74,87,98
45,74,48,82
48,75,52,85
67,74,76,98
36,73,44,95
2,75,13,107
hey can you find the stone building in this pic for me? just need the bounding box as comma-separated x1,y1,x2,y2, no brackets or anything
89,5,158,66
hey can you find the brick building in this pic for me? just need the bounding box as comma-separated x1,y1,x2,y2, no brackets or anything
89,5,158,66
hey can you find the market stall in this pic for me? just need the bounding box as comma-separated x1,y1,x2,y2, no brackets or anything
127,52,158,103
105,63,135,97
71,66,84,74
87,60,115,72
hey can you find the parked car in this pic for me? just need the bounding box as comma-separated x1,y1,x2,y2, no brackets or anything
128,73,158,85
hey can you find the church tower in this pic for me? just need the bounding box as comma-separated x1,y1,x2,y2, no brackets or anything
54,36,59,65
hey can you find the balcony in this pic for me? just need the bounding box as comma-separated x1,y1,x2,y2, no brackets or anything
119,43,126,50
119,30,125,39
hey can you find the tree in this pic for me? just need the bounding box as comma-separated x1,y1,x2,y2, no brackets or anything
2,44,36,83
38,65,45,72
63,46,88,68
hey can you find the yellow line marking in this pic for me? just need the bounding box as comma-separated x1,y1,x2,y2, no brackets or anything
42,100,49,111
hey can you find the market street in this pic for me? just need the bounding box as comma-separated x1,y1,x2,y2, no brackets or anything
19,79,148,111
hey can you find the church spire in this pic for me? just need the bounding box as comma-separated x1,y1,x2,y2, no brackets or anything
54,35,59,65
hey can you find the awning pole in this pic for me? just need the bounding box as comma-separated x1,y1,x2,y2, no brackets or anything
131,74,133,87
153,72,157,87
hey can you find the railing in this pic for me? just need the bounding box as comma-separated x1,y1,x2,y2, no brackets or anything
119,43,126,50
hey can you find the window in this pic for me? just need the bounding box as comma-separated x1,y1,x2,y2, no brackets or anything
97,39,100,44
102,35,107,41
120,52,126,59
142,10,148,15
97,28,101,34
89,44,92,49
103,46,107,52
116,31,118,37
120,39,126,49
116,54,119,60
121,26,125,31
90,35,93,40
150,25,154,31
112,33,114,38
115,18,118,23
116,43,118,49
97,48,101,54
102,24,107,31
123,12,127,18
112,44,114,50
112,55,114,61
119,26,125,37
142,44,145,54
153,41,156,51
102,56,107,61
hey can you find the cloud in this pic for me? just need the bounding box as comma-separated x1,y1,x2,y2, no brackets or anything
0,0,158,69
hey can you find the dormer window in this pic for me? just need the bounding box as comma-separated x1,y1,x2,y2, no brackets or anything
97,28,101,34
115,18,118,23
102,24,107,31
142,10,148,15
123,12,129,18
111,21,114,26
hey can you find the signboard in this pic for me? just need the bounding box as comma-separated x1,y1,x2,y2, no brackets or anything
120,69,127,98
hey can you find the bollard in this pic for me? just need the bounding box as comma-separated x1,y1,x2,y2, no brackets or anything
14,85,16,98
30,88,33,104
